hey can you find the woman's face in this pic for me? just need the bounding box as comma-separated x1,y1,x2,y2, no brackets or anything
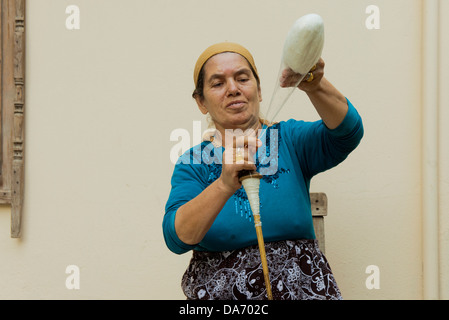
195,52,262,134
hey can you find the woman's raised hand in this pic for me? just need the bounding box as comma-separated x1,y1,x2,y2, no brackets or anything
279,58,325,92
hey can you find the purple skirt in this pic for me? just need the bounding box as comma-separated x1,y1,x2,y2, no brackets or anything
181,239,342,300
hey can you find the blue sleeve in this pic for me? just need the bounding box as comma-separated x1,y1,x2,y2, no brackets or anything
163,152,209,255
284,98,364,179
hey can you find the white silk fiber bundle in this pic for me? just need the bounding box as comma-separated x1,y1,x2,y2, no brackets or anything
282,13,325,75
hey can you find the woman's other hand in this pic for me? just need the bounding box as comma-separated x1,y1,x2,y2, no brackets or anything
219,135,261,195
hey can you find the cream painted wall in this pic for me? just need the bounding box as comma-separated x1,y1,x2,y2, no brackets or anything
0,0,445,300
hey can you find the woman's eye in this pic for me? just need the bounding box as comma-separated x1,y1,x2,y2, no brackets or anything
212,82,223,87
238,78,249,82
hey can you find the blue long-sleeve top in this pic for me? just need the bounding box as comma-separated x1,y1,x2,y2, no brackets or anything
163,98,364,254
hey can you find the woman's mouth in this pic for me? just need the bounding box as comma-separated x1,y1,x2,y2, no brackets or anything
226,101,246,109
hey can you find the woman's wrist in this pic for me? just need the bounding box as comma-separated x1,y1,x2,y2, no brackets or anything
216,176,238,198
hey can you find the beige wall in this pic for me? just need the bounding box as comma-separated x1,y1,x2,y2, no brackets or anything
438,0,449,300
0,0,447,300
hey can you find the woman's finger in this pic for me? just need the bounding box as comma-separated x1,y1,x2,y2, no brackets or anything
280,68,302,87
298,58,325,92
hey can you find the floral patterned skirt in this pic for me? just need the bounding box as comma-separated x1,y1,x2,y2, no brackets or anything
181,239,342,300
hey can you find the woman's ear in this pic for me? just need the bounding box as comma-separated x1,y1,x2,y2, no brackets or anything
195,96,209,115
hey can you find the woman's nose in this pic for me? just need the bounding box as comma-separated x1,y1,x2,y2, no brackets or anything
227,80,240,95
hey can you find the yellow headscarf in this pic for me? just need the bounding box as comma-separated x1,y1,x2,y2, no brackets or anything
193,42,259,86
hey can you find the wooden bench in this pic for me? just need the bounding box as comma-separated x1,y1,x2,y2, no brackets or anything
311,192,328,254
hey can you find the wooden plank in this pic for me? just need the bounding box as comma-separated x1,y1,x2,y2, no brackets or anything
0,189,12,203
0,0,26,237
11,0,25,238
310,193,328,253
311,192,327,217
312,216,325,254
11,163,23,237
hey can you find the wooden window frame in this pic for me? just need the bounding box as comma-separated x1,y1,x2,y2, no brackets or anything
0,0,25,238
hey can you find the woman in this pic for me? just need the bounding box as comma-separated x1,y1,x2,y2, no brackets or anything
163,42,363,300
